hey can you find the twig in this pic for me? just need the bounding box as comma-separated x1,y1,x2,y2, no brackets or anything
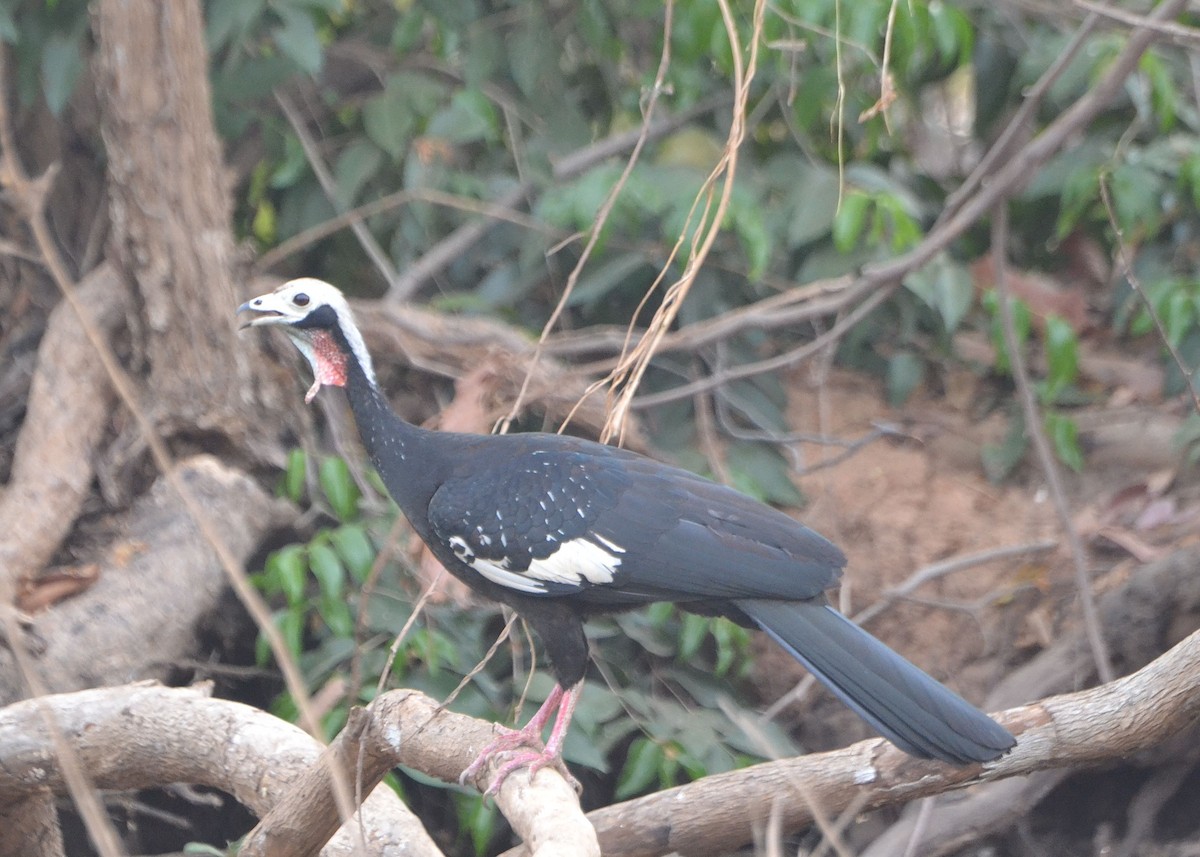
631,284,889,408
1073,0,1200,46
348,512,409,708
937,12,1101,226
386,95,731,302
253,187,555,275
275,90,401,292
599,0,766,443
899,798,936,857
499,0,677,435
1098,177,1200,415
990,205,1112,683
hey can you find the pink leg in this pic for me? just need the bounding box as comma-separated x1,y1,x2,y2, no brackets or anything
460,683,581,795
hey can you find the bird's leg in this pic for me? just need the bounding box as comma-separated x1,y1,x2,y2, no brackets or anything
460,683,582,795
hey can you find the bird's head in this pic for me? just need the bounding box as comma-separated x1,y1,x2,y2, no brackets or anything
238,278,375,403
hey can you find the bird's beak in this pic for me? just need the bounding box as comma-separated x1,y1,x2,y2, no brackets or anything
237,293,290,330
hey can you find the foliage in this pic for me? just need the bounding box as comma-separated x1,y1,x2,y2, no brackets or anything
254,449,781,849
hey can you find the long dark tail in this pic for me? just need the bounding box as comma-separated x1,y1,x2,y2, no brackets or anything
736,599,1015,764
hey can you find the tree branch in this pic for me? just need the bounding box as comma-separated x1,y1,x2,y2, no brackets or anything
242,690,597,857
0,267,124,604
0,684,599,857
0,683,439,857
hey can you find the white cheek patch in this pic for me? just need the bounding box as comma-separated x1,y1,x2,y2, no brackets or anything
467,537,626,595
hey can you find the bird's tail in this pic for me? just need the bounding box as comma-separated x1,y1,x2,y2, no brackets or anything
736,598,1015,764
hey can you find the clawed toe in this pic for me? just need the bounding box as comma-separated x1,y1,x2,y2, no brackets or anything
461,738,577,796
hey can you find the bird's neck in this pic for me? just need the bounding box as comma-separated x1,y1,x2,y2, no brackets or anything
342,350,438,512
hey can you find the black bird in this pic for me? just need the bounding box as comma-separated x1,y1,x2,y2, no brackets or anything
240,279,1015,789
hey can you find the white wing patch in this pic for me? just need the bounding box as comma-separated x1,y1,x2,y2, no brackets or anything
527,537,624,586
472,558,550,594
463,535,626,595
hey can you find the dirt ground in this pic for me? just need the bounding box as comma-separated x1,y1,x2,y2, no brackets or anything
757,360,1200,761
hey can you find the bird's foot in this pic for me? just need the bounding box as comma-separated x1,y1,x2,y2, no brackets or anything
460,729,578,796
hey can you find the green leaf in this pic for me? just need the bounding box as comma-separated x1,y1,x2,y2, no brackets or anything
984,290,1031,375
309,542,345,601
1045,412,1084,472
205,0,265,51
615,737,662,800
280,605,305,656
363,79,414,161
318,593,354,638
981,410,1027,483
41,31,83,115
903,253,974,333
252,200,277,245
334,139,383,210
319,457,359,521
678,613,709,662
270,544,308,605
331,523,376,583
783,162,840,247
463,796,500,857
0,4,16,43
1043,315,1079,398
886,352,924,406
1109,163,1164,238
284,448,307,503
272,5,323,75
1163,288,1194,348
726,189,771,280
391,11,425,54
428,88,499,144
832,191,870,254
711,618,744,677
726,443,803,507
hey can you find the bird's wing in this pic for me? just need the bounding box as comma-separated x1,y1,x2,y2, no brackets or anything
425,441,845,604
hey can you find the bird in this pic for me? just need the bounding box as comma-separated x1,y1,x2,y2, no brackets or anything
239,278,1016,791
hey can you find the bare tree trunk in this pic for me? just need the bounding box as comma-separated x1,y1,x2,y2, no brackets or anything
90,0,292,454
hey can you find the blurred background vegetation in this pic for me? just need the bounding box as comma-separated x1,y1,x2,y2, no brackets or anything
5,0,1200,853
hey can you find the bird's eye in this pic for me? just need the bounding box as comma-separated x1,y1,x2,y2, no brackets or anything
293,293,310,307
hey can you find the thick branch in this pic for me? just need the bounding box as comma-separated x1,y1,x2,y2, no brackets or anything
0,683,437,857
0,267,123,603
243,690,597,857
0,684,597,857
0,456,291,705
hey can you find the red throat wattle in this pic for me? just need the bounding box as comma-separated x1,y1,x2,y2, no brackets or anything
306,330,348,403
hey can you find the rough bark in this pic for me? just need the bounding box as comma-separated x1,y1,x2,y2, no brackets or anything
0,683,438,857
0,455,291,705
0,684,599,857
0,789,63,857
0,267,123,603
90,0,295,462
241,690,597,857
